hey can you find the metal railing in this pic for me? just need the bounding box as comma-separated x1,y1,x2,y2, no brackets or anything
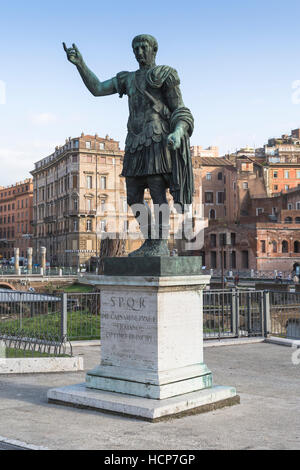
0,290,101,346
1,289,300,349
0,266,79,276
0,332,72,358
269,291,300,339
203,289,267,339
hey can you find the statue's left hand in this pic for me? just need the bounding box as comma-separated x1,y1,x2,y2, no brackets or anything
167,131,181,150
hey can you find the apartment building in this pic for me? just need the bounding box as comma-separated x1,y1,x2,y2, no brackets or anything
192,157,238,223
0,179,33,261
31,133,138,267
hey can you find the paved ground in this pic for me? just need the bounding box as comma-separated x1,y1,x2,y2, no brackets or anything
0,342,299,450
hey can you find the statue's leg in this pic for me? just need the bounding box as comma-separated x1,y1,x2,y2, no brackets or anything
147,175,170,240
126,176,154,241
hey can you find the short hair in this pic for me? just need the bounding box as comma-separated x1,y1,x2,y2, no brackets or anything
132,34,158,54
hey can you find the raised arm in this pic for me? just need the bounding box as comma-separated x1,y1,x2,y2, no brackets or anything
63,43,117,97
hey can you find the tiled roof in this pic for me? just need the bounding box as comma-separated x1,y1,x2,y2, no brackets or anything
196,157,234,166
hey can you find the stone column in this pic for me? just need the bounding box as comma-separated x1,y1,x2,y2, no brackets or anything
27,247,33,274
14,248,20,275
41,246,46,275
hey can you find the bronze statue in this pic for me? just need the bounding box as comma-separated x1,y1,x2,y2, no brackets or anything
63,35,194,257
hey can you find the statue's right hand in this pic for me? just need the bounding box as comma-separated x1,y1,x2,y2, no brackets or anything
63,42,83,66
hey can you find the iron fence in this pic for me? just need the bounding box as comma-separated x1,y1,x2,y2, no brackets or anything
269,291,300,339
0,288,300,349
0,266,79,276
0,332,72,358
0,290,101,346
203,289,267,339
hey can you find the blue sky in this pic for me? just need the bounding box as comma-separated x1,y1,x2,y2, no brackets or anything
1,0,300,184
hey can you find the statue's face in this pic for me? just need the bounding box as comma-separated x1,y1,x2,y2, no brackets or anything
133,40,156,67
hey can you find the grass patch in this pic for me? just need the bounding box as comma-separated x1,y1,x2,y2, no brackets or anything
4,348,68,358
57,283,95,293
0,310,100,341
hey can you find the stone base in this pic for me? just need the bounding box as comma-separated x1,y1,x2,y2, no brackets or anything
103,256,202,277
86,363,212,399
47,384,239,422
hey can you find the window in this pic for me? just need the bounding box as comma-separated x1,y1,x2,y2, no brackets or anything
282,240,289,253
205,192,213,204
100,199,106,213
288,203,293,210
72,175,78,189
209,209,216,219
284,170,289,179
87,176,92,189
86,141,91,149
100,176,107,190
242,182,248,189
230,251,236,269
217,192,225,204
261,240,266,253
285,185,289,191
256,208,264,216
272,241,277,253
87,199,92,211
242,250,249,269
284,217,292,224
100,220,107,232
274,185,278,191
86,219,92,231
297,202,300,210
206,173,212,180
231,233,236,246
294,241,300,253
99,142,105,150
273,171,278,178
73,220,78,231
210,234,217,248
72,155,78,163
297,171,300,179
210,251,217,269
219,233,226,246
74,198,78,211
217,172,223,180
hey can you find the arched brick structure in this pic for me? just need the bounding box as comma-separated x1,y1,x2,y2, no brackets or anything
0,282,16,290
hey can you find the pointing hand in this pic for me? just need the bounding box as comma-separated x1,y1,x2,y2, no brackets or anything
63,42,83,67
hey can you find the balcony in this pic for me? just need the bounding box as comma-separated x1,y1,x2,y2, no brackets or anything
79,210,97,218
44,216,56,223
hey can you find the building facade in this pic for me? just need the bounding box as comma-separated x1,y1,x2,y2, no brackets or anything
31,134,136,268
192,157,238,223
0,179,33,261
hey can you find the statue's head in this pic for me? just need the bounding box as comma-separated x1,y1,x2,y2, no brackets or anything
132,34,158,67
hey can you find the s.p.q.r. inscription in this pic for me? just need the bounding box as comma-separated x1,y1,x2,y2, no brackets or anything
107,296,146,311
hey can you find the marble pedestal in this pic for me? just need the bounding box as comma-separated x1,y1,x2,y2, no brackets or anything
48,257,239,420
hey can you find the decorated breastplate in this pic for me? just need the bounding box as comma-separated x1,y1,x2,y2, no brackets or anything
125,70,171,154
